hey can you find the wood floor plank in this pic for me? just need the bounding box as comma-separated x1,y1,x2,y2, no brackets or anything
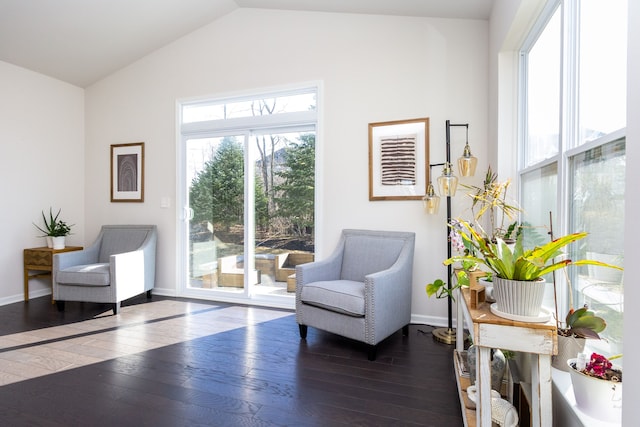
0,295,463,426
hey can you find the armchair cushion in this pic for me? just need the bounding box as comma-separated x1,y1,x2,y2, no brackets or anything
300,279,365,317
56,263,110,287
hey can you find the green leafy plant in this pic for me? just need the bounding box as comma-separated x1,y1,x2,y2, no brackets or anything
560,305,606,339
33,208,73,237
443,219,622,281
52,220,72,237
426,220,480,299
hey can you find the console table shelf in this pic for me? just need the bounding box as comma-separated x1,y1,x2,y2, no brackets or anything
453,349,476,427
455,287,557,426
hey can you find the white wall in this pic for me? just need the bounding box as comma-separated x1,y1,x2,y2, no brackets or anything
84,8,489,322
0,60,85,303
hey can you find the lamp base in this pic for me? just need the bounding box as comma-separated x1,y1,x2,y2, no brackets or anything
432,327,468,345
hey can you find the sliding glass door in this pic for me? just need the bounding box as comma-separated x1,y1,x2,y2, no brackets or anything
178,85,318,305
250,131,315,297
186,135,253,294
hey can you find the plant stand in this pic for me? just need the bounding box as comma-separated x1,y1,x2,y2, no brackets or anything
455,287,557,426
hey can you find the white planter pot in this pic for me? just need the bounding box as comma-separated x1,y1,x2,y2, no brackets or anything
567,358,622,422
552,335,586,372
52,236,66,249
492,277,546,317
45,236,53,248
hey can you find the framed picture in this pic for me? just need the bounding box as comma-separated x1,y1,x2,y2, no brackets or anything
368,117,429,201
111,142,145,202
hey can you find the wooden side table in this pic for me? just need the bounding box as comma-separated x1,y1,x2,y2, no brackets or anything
23,246,83,302
455,287,557,426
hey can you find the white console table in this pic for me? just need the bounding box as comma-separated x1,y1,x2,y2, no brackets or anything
455,287,557,426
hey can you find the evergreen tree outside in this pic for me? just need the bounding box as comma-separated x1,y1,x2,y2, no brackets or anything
188,132,314,250
274,134,315,236
189,137,245,232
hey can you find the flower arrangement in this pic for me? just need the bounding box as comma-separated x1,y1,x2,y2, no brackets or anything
460,166,521,243
574,352,622,382
426,220,482,299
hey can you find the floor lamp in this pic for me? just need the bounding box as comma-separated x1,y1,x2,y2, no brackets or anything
424,120,477,345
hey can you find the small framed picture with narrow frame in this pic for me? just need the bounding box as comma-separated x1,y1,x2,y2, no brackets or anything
111,142,144,202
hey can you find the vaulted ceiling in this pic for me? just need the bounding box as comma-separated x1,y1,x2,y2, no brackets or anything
0,0,494,87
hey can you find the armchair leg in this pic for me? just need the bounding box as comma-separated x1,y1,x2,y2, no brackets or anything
56,301,65,312
402,324,409,336
112,302,120,315
367,345,377,361
146,290,152,299
298,324,308,339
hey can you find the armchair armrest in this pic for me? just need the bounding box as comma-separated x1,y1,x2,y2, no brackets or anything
111,249,146,297
111,227,157,294
364,242,414,343
53,243,100,272
296,245,344,285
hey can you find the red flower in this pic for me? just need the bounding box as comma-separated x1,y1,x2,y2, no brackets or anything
585,353,612,378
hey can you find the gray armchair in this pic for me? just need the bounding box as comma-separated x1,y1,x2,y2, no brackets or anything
295,229,415,360
53,225,157,314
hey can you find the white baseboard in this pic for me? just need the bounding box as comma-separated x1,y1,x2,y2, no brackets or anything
0,289,51,306
410,313,454,328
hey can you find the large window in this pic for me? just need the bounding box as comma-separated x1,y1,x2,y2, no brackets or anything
178,85,318,307
519,0,626,356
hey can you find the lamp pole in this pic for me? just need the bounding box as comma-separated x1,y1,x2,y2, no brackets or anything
432,120,469,345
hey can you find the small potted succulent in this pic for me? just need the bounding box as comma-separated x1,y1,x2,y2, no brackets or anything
34,207,73,249
552,305,606,371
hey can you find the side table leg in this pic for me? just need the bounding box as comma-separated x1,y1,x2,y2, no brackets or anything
531,354,553,427
477,346,492,426
23,267,29,301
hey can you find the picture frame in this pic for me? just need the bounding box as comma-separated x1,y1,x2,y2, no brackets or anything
368,117,429,201
111,142,145,202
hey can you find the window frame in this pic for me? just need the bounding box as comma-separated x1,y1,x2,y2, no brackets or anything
517,0,626,354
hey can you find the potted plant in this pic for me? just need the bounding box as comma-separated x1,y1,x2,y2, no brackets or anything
443,219,622,318
33,208,73,249
567,352,622,422
553,304,606,371
427,168,522,302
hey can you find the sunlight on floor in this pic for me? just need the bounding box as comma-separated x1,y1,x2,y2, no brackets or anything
0,300,293,386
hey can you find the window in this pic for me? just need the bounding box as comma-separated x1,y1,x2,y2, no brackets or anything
178,85,318,306
519,0,626,356
523,7,561,167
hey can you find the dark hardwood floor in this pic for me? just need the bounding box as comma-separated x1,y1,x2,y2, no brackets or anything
0,295,463,426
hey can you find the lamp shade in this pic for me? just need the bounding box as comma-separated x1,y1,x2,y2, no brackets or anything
422,183,440,214
458,143,478,177
437,163,458,196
